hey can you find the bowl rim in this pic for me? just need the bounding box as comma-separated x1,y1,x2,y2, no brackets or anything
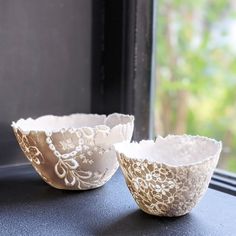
114,134,222,168
11,113,134,135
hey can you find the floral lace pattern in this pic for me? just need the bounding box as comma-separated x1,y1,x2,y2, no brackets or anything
45,126,110,161
118,153,219,216
14,129,44,165
54,158,108,189
45,126,115,189
13,114,134,190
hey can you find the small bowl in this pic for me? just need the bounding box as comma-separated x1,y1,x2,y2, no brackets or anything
115,135,222,217
12,113,134,190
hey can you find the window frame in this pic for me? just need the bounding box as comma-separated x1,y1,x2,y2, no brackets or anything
91,0,236,196
91,0,154,141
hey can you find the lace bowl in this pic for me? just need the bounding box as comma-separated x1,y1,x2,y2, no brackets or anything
115,135,222,216
12,113,134,190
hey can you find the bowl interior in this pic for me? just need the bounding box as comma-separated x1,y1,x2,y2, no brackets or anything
12,113,133,132
115,135,222,166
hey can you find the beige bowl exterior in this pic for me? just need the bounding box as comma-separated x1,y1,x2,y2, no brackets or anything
116,136,222,217
12,113,134,190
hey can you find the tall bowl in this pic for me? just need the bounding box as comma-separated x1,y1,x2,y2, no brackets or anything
12,113,134,190
115,135,222,216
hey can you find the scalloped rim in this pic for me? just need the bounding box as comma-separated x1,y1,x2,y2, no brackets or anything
114,134,222,168
11,113,135,135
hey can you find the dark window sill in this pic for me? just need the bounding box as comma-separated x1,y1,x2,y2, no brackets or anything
0,163,235,235
210,168,236,196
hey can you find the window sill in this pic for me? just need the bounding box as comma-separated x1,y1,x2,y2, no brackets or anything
0,164,235,235
210,168,236,196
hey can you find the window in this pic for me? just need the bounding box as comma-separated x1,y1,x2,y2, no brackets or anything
155,0,236,173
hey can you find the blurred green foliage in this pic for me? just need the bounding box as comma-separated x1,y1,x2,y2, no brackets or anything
156,0,236,171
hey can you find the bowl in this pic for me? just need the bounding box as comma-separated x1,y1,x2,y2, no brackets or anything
114,135,222,216
12,113,134,190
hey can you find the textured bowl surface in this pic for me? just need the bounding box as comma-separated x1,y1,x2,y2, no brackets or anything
12,113,134,190
115,135,222,216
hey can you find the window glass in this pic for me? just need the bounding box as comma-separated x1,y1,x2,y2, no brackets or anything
155,0,236,172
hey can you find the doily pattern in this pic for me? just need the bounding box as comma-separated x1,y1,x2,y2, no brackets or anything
118,153,218,216
13,114,134,190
